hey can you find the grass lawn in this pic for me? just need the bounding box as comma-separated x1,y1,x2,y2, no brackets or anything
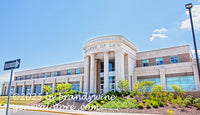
0,96,43,105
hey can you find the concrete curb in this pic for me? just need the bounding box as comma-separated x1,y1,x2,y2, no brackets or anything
0,107,88,115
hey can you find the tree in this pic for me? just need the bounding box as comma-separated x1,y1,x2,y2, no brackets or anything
117,79,129,97
172,85,185,98
43,85,52,95
56,83,72,93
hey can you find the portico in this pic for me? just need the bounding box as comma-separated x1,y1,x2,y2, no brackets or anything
83,35,137,94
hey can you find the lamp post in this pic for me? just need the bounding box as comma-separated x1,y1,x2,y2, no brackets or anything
185,3,200,82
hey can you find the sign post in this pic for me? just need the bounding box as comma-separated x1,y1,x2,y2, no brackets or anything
4,59,20,115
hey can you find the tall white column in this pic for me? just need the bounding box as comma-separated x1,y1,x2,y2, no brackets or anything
159,68,166,90
90,54,95,93
52,79,56,93
13,83,17,95
84,56,90,93
22,82,25,95
128,56,134,91
94,60,97,93
193,65,199,90
41,80,44,95
31,81,34,95
65,77,69,84
104,52,109,93
79,76,83,92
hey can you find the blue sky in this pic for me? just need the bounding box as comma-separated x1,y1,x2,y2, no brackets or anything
0,0,200,84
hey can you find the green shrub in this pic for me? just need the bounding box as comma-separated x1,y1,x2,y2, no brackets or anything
183,99,192,106
186,95,194,103
195,103,200,110
88,103,93,106
146,103,151,108
176,96,182,105
133,99,137,104
194,98,200,104
92,101,98,105
41,97,46,101
0,101,5,106
85,105,90,110
138,103,144,109
168,93,174,101
54,97,61,102
121,104,128,109
152,101,159,108
130,90,136,97
42,99,55,106
100,101,105,105
67,90,76,95
159,101,164,107
171,99,177,105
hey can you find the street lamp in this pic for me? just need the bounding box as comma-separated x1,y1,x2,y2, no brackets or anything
185,3,200,82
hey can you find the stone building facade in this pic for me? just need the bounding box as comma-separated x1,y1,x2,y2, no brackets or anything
1,35,200,96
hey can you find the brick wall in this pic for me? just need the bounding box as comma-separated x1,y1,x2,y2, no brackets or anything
149,58,156,66
136,60,142,67
179,53,191,62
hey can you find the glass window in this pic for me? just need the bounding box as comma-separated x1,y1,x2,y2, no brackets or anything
100,61,104,72
171,56,179,64
57,71,61,76
10,87,14,96
109,76,115,91
142,59,149,67
20,76,23,80
109,59,115,71
25,87,31,95
75,69,79,74
16,77,18,81
44,73,47,78
71,84,80,92
156,58,163,65
34,86,41,96
25,75,28,80
166,76,196,91
31,75,33,79
38,74,41,78
67,70,71,75
50,72,54,77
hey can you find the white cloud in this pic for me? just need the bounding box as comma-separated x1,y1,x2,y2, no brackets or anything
181,4,200,31
191,49,200,58
149,28,168,41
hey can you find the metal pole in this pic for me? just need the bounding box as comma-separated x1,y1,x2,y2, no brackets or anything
188,8,200,80
6,69,13,115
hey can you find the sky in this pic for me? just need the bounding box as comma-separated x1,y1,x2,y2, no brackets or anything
0,0,200,88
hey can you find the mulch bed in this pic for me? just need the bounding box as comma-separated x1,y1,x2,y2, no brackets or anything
94,104,200,115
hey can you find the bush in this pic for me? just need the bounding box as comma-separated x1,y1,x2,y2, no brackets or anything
100,101,105,105
67,90,76,95
152,101,159,108
0,101,5,106
85,105,90,110
186,95,194,103
159,101,164,107
146,103,151,108
138,103,144,109
92,101,98,105
130,90,136,97
41,97,46,101
42,99,55,106
142,99,146,103
183,99,192,106
195,103,200,110
121,104,128,109
168,93,174,101
194,98,200,104
171,99,177,105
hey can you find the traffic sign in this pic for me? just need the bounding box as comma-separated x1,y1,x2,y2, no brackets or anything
4,59,20,71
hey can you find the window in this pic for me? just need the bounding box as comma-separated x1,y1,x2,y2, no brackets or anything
57,71,61,76
71,84,80,92
156,58,163,65
44,73,47,78
50,72,54,77
31,75,33,79
109,59,115,71
171,56,179,63
109,76,115,91
38,74,41,78
67,70,71,75
20,76,23,80
166,76,196,91
16,77,18,81
25,75,28,80
142,59,149,67
75,69,79,74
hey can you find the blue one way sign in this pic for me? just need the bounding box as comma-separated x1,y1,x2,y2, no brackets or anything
4,59,20,71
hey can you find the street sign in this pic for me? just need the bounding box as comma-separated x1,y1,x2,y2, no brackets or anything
4,59,21,115
4,59,20,71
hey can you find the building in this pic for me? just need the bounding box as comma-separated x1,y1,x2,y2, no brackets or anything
2,35,200,96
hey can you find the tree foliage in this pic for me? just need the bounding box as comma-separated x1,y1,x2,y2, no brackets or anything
43,85,52,95
56,83,72,93
117,79,129,97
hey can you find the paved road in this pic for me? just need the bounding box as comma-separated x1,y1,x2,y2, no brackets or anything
0,109,157,115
